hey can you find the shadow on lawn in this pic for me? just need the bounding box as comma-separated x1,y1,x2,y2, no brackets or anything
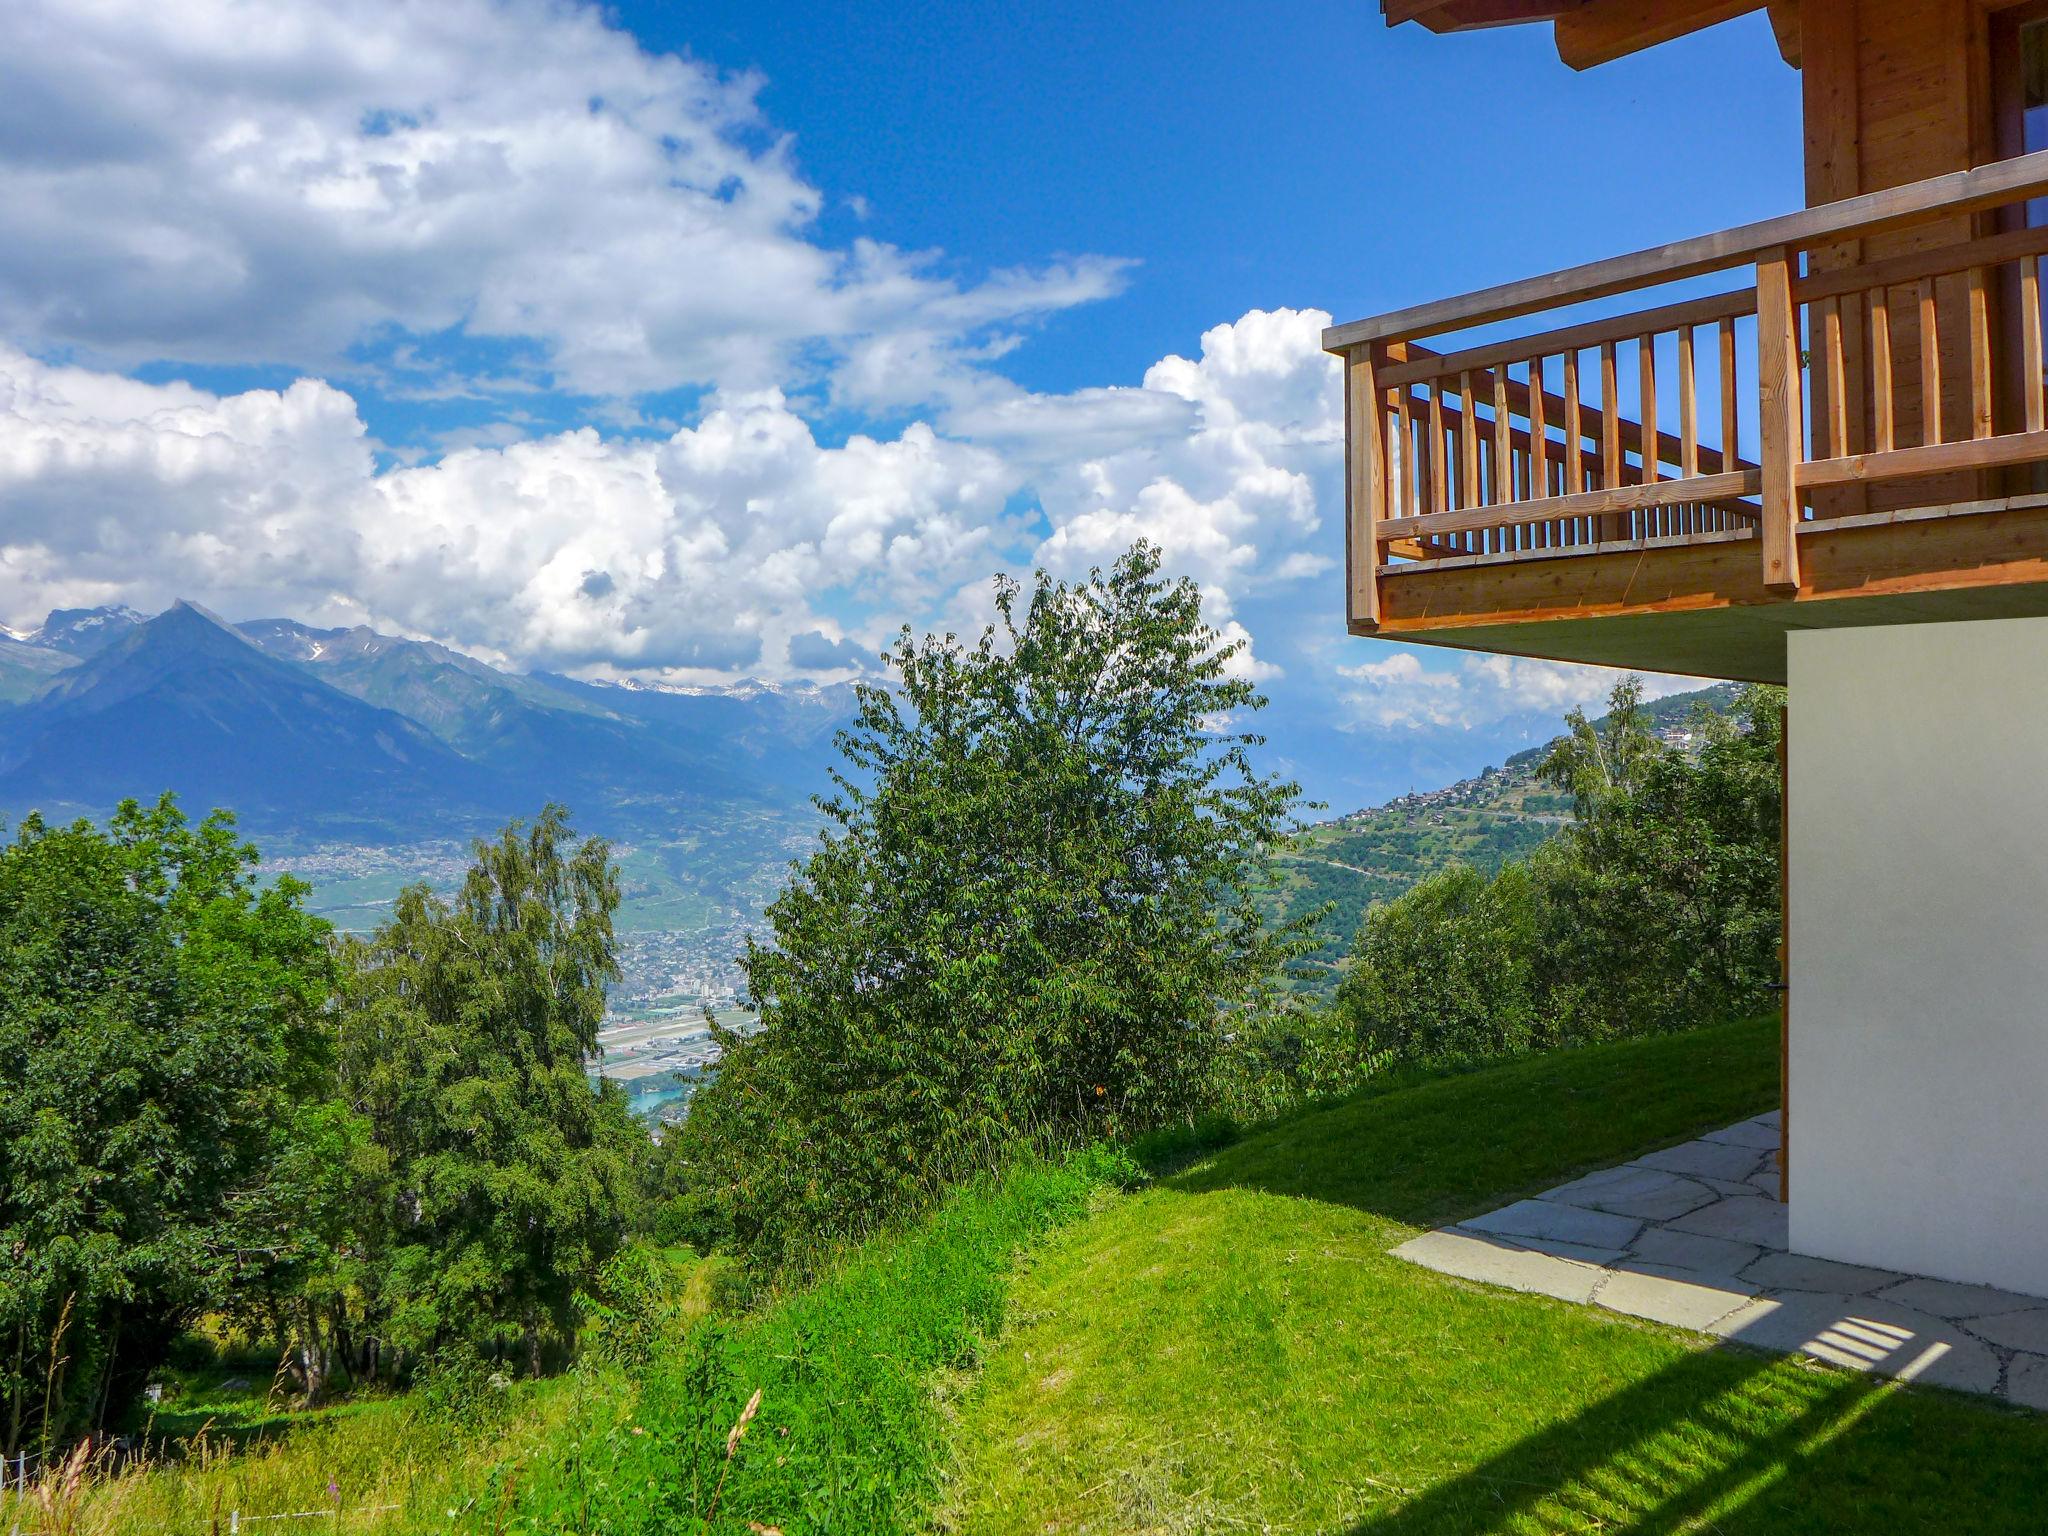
1156,1021,2048,1529
1339,1339,2048,1535
1168,1019,1784,1231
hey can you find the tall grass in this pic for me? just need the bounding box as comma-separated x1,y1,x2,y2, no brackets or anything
11,1149,1124,1536
509,1145,1133,1535
0,1381,585,1536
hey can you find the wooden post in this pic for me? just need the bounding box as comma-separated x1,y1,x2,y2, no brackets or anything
1757,245,1804,593
1346,344,1386,631
1779,701,1790,1204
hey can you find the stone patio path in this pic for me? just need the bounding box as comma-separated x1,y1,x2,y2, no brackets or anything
1394,1111,2048,1407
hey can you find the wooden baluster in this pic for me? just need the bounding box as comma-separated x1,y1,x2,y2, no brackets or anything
1820,296,1849,460
1720,316,1741,468
1870,289,1895,454
1600,341,1622,541
1918,277,1943,447
1639,334,1659,484
1482,436,1499,548
1428,383,1448,515
1459,371,1481,546
2027,258,2047,436
1346,346,1385,630
1528,357,1550,502
1563,349,1583,495
1394,387,1416,517
1492,369,1512,509
1639,333,1660,538
1968,265,1993,441
1679,325,1700,482
1757,246,1803,594
1600,342,1621,489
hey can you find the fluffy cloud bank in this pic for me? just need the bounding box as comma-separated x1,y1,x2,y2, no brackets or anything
0,0,1125,402
0,306,1342,681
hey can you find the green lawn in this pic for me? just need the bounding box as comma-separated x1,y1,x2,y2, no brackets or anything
939,1018,2048,1534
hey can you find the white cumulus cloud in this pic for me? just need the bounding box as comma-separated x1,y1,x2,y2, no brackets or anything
0,0,1127,401
0,305,1350,686
1337,649,1701,733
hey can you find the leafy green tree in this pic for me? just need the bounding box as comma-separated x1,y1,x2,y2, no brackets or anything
336,806,647,1374
0,797,332,1451
1333,862,1542,1067
676,544,1312,1267
1535,683,1784,1039
219,1096,385,1405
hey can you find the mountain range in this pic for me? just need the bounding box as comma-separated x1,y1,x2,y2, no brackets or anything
0,602,854,844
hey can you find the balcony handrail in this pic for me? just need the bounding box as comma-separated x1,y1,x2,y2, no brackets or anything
1324,147,2048,353
1335,149,2048,632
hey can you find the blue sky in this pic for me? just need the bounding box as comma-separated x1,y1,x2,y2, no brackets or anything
0,0,1802,808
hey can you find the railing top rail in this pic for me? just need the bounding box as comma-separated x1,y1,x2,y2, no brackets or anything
1323,148,2048,354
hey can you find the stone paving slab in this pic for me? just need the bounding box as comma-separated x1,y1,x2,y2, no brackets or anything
1666,1194,1789,1249
1475,1232,1630,1267
1537,1165,1720,1222
1740,1251,1899,1295
1964,1308,2048,1355
1702,1117,1783,1150
1633,1138,1775,1182
1628,1226,1763,1278
1393,1114,2048,1411
1596,1267,1755,1331
1699,1174,1767,1199
1714,1294,2002,1395
1878,1277,2042,1320
1461,1198,1643,1251
1392,1229,1607,1305
2007,1353,2048,1411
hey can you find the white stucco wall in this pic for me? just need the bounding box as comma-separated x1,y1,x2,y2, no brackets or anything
1789,616,2048,1296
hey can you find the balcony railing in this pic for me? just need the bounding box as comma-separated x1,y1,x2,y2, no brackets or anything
1327,149,2048,632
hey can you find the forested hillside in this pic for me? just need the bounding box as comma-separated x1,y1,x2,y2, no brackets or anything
1267,682,1741,993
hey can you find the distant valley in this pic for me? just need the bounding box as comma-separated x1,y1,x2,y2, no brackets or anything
0,602,854,1115
0,602,1738,1108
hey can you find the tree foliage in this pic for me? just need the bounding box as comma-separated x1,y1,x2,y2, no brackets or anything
335,805,646,1377
1330,681,1784,1069
0,798,652,1445
1336,862,1542,1066
672,544,1311,1267
1535,680,1784,1039
0,798,332,1452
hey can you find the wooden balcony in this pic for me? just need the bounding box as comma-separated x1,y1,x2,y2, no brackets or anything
1327,150,2048,682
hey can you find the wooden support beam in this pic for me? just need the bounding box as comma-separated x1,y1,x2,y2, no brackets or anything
1767,0,1800,67
1385,0,1581,28
1555,0,1768,71
1756,246,1804,593
1347,347,1386,631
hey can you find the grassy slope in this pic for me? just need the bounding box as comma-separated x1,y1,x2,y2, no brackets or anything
510,1153,1126,1535
940,1019,2048,1535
